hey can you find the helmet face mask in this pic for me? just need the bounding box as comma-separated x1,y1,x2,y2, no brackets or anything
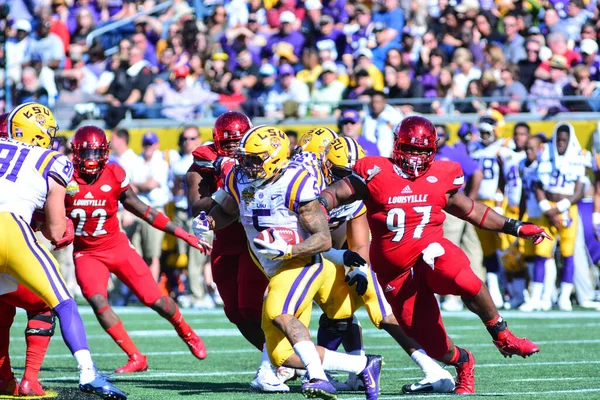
392,116,437,177
71,126,110,176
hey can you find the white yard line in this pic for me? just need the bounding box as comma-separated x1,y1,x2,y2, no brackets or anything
342,388,600,399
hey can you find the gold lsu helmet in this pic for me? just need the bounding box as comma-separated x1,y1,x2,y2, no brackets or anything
325,136,365,183
235,125,290,185
7,103,59,149
296,127,338,158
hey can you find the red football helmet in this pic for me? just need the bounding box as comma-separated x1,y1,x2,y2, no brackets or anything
213,111,252,157
393,116,437,177
0,113,7,138
71,125,110,175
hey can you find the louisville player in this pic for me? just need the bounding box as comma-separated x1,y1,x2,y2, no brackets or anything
293,131,454,393
186,112,284,392
195,125,384,400
65,126,209,373
532,123,586,311
318,116,549,394
0,103,126,399
0,285,54,396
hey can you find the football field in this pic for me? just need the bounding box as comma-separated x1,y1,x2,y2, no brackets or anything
4,307,600,399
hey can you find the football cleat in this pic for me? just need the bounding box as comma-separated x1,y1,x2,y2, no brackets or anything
19,377,46,396
276,366,298,383
301,378,338,399
358,355,383,400
519,299,551,312
250,365,290,393
181,331,207,360
115,353,148,374
493,328,540,358
402,369,455,394
453,349,475,395
79,371,127,400
0,372,17,395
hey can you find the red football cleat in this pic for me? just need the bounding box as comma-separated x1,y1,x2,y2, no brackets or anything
181,331,207,360
0,372,17,395
493,329,540,358
19,377,46,396
453,349,475,395
115,353,148,374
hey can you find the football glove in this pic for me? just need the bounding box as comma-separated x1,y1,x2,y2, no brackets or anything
53,218,74,251
174,226,211,254
253,229,293,260
343,250,367,268
517,222,552,245
215,157,236,180
345,264,369,296
193,211,211,240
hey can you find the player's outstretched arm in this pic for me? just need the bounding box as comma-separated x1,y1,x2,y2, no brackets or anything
445,189,551,245
120,187,211,252
294,199,332,258
319,174,368,212
186,169,217,216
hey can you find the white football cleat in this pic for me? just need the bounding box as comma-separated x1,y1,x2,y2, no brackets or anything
276,366,297,384
250,365,290,393
402,369,455,394
558,297,573,311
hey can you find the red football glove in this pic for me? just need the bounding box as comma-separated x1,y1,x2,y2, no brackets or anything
518,222,552,245
174,227,212,254
54,218,74,251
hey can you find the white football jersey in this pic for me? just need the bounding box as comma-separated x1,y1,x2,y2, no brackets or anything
223,163,320,277
0,138,73,223
470,139,511,200
499,146,527,207
537,146,586,196
519,158,542,218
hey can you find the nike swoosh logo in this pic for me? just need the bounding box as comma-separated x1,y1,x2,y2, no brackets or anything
366,371,376,389
409,383,433,392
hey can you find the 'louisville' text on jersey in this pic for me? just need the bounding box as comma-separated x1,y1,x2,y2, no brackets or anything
388,194,429,204
73,199,107,207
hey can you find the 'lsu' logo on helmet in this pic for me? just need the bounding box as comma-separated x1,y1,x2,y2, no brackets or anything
66,180,80,196
297,127,338,157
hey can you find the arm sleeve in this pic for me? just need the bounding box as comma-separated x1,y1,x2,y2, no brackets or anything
47,153,73,188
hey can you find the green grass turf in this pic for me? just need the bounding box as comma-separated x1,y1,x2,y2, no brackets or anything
4,307,600,399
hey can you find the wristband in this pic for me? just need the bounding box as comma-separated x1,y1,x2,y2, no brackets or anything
556,198,571,213
538,199,552,213
593,212,600,225
501,218,523,236
212,188,229,206
151,211,171,231
322,248,346,266
494,192,505,203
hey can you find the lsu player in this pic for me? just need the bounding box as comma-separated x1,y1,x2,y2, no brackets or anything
194,125,383,400
497,123,530,309
186,112,282,393
293,131,454,393
469,112,509,307
65,126,208,373
532,123,586,311
0,103,126,399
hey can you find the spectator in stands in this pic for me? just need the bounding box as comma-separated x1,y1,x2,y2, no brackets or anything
371,22,401,71
104,46,153,129
420,48,444,98
562,63,596,112
301,0,321,45
6,20,33,83
453,48,482,97
109,128,142,182
322,0,348,25
338,109,379,156
206,53,232,94
484,44,506,83
502,12,527,64
154,47,176,83
416,30,439,75
144,66,219,121
388,66,427,114
456,79,487,114
343,68,373,104
460,22,484,66
266,0,305,29
262,11,305,63
354,48,384,91
538,32,581,79
315,14,351,65
131,131,171,281
13,66,49,106
206,5,228,42
431,67,456,115
519,38,543,90
285,129,298,151
362,90,402,157
492,64,529,114
579,38,600,81
530,55,571,114
296,48,322,90
399,30,418,68
310,61,346,117
316,40,349,83
437,8,462,55
244,64,278,118
220,78,247,111
349,4,375,54
68,8,95,55
385,48,402,70
28,14,66,70
132,32,158,69
233,50,259,90
474,12,503,48
563,0,592,42
372,0,405,45
265,64,310,119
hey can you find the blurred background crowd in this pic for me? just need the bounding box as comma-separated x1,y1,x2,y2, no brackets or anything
3,0,600,129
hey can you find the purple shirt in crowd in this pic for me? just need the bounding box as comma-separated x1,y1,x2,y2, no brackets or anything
322,0,349,24
436,142,480,187
261,31,306,61
316,30,351,61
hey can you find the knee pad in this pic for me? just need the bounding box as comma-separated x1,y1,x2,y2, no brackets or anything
26,311,56,337
318,313,353,336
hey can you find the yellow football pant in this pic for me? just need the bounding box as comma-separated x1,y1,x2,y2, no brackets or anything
476,199,507,256
0,213,71,308
529,204,578,259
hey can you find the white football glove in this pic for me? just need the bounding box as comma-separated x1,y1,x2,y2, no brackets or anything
253,229,293,260
193,211,211,240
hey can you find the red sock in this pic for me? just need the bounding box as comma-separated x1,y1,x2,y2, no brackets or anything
23,334,50,381
168,306,192,338
484,315,502,327
106,321,140,357
0,328,12,377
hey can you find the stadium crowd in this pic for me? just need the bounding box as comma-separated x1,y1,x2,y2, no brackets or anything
3,0,600,127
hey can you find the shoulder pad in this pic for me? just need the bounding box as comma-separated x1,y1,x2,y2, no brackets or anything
192,144,218,162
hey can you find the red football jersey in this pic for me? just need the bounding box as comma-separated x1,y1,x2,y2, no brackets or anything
191,144,247,254
353,157,464,281
64,163,130,251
